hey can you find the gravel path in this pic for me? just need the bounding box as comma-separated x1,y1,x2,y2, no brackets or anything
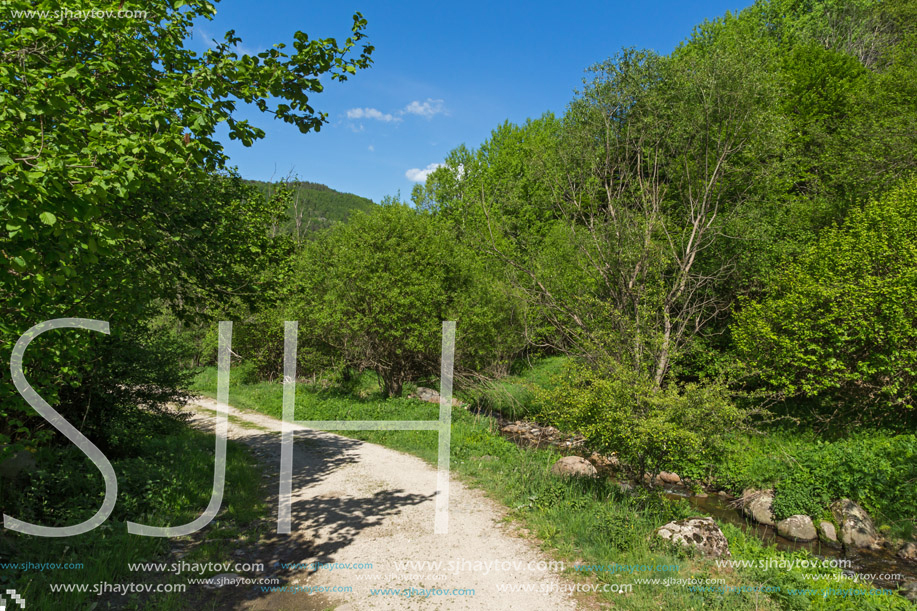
186,397,578,611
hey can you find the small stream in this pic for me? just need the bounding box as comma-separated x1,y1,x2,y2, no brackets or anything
490,415,916,592
661,485,911,590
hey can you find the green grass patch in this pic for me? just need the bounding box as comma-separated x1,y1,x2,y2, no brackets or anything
713,431,917,540
456,356,568,420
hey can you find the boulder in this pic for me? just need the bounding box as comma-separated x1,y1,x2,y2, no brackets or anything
550,456,597,478
655,517,731,557
817,520,839,545
741,489,776,527
415,386,439,402
902,580,917,603
658,471,681,485
588,452,617,470
413,387,461,407
776,515,817,541
831,498,881,550
897,542,917,561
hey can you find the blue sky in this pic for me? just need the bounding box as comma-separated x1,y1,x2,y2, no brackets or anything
195,1,753,202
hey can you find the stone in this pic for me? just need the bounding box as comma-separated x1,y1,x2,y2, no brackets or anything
413,387,462,406
658,471,681,485
655,516,731,557
831,498,881,550
550,456,597,478
741,489,776,527
202,573,242,589
897,542,917,561
501,423,528,435
587,452,620,471
776,515,817,541
415,386,439,402
817,520,839,545
902,580,917,603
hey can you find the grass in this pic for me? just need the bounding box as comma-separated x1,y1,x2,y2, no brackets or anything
713,430,917,541
188,366,914,610
0,411,266,610
455,355,567,420
456,355,916,543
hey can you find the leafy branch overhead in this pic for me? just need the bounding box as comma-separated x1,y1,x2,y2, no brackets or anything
0,0,372,454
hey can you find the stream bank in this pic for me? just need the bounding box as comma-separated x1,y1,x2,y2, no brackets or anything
491,415,917,594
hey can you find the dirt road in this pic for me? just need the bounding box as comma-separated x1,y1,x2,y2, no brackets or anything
186,397,578,610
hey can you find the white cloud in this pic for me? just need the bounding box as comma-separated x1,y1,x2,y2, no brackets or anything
346,107,400,122
368,145,374,152
403,98,445,119
405,163,444,182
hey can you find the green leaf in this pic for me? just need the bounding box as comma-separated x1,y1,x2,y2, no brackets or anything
39,211,57,226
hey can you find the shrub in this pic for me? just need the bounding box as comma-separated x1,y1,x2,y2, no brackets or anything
733,177,917,425
534,361,746,482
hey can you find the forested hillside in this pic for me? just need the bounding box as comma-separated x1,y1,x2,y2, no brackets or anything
244,179,374,237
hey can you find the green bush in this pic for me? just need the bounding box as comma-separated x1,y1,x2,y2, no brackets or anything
534,361,746,481
733,177,917,425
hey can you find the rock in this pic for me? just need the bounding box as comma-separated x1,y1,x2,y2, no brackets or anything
817,520,839,545
831,498,881,550
415,387,439,402
550,456,597,478
565,436,587,448
776,515,817,541
587,452,619,471
202,573,242,589
499,419,587,450
0,449,37,480
501,423,528,435
658,471,681,485
902,580,917,603
897,542,917,561
414,387,462,407
655,516,731,557
741,489,776,527
695,492,709,498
